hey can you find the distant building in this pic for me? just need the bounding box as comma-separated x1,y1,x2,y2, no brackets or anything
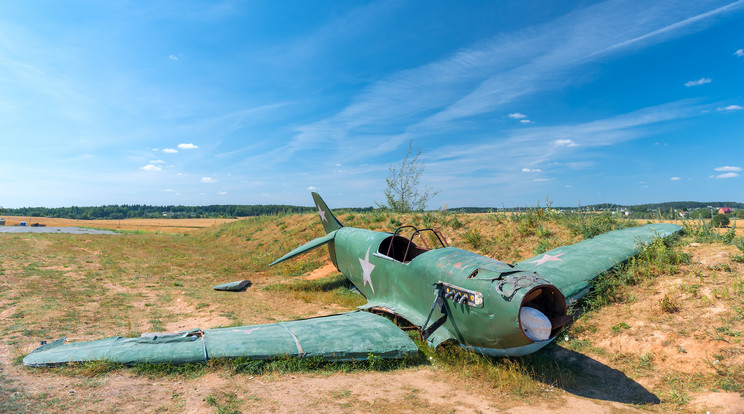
0,218,5,225
718,207,733,214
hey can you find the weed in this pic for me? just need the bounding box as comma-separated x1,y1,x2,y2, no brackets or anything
659,294,679,313
463,229,482,249
206,392,242,414
611,322,630,333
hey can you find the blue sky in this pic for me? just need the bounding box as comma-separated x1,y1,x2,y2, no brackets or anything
0,0,742,209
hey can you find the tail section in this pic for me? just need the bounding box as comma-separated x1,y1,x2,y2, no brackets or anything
269,193,342,269
312,192,343,234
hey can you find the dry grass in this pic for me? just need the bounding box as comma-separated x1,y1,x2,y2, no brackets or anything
0,215,240,233
1,210,742,413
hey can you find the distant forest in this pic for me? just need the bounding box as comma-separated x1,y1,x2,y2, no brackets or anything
0,201,740,220
1,204,337,220
449,201,744,219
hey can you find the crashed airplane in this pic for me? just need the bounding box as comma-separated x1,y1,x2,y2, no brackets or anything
24,193,681,366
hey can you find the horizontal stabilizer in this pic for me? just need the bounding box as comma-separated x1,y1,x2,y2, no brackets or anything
514,223,682,302
24,311,418,366
269,230,337,267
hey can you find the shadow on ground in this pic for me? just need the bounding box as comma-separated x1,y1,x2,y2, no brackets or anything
547,346,660,405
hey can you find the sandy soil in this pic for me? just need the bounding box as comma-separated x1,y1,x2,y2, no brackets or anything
1,231,743,413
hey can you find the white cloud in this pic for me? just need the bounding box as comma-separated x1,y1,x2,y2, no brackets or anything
307,186,318,190
533,178,549,182
714,166,742,172
218,191,227,195
554,139,578,147
670,176,681,181
140,164,162,172
164,189,176,192
735,49,744,57
162,148,178,153
178,143,198,150
521,168,542,172
149,160,165,164
169,54,179,61
715,172,740,179
508,113,527,119
684,77,711,87
717,105,743,111
564,185,573,188
520,119,532,124
201,177,217,183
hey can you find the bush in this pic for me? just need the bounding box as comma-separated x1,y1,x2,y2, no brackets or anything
711,214,730,228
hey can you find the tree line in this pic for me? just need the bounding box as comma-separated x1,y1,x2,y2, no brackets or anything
0,204,320,220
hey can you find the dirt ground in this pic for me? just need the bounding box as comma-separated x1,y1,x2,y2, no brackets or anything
1,217,743,413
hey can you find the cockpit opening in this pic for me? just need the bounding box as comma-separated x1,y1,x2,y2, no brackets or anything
378,225,448,263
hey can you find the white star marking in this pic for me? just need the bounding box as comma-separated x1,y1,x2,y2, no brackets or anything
317,207,327,222
530,252,566,266
359,246,375,293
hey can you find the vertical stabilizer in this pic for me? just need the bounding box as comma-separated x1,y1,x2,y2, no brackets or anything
312,192,343,234
311,192,342,269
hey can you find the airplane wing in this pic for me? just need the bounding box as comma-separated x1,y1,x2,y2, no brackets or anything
23,311,418,366
513,223,682,303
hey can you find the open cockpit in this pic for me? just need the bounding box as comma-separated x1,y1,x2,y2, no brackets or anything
377,225,448,263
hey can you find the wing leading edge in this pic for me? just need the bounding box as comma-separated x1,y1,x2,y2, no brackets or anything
513,223,682,303
23,311,418,367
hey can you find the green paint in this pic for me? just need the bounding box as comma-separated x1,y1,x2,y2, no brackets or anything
24,192,681,366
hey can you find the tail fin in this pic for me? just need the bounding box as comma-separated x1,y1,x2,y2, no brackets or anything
269,192,342,269
312,192,343,234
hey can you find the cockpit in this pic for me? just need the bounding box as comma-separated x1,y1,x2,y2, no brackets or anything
377,225,448,263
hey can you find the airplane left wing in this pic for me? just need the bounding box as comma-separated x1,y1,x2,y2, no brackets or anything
23,311,418,366
513,223,682,303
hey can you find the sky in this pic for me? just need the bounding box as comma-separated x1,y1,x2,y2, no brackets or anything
0,0,742,209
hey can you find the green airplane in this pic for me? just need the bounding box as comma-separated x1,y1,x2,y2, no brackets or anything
24,193,681,366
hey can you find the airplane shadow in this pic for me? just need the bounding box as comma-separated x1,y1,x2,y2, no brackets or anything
539,344,660,405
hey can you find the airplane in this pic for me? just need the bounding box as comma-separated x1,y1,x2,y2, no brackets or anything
24,193,681,366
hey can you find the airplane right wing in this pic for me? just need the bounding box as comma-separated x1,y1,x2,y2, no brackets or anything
513,223,682,303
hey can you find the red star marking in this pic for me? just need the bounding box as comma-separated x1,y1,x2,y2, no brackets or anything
530,252,566,266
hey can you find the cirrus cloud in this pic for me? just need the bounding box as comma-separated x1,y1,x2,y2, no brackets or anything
714,166,742,172
717,105,743,112
714,172,739,179
554,139,578,147
684,77,711,87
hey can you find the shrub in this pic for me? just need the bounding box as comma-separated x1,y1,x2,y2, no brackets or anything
711,214,730,228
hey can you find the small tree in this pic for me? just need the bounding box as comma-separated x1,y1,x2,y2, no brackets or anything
712,213,730,228
379,142,437,213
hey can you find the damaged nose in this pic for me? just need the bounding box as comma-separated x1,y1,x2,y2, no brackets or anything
519,307,551,342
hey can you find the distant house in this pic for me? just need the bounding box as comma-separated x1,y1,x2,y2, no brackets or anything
0,218,5,226
718,207,733,214
679,211,689,218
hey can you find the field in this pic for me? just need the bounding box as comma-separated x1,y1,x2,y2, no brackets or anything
0,216,240,234
1,210,742,413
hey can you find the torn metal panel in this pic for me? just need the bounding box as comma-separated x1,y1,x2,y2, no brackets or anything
213,280,252,291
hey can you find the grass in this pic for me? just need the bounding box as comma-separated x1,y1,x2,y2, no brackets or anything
2,209,743,412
